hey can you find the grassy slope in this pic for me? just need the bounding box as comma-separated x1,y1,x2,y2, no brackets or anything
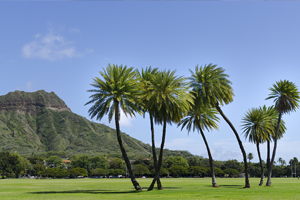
1,178,300,200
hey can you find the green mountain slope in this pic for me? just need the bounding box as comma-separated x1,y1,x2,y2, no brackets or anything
0,90,193,158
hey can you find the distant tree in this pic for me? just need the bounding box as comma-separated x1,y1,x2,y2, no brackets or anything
89,155,109,170
247,153,254,164
188,166,208,176
71,155,91,174
112,169,126,176
165,156,189,168
223,168,240,177
168,165,188,178
91,168,107,176
109,158,123,170
68,167,88,177
132,164,150,176
46,156,65,169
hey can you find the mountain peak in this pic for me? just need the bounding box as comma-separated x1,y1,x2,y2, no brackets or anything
0,90,71,115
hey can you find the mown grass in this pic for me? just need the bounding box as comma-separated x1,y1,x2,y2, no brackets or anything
1,178,300,200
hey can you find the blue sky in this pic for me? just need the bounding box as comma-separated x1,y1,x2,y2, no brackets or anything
1,2,300,164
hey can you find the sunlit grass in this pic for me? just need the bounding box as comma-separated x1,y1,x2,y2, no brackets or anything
1,178,300,199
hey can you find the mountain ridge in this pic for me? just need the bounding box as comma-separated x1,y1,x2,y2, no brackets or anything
0,90,193,159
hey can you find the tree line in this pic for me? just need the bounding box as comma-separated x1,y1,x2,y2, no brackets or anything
1,151,298,180
85,63,300,190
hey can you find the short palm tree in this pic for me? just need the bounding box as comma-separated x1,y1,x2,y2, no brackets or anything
146,70,193,191
179,95,220,187
241,107,272,186
265,80,299,186
138,67,163,189
190,63,250,188
85,64,143,191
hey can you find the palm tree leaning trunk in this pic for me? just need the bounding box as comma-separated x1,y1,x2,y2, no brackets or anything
266,112,282,186
265,80,300,186
179,96,220,188
149,113,162,189
85,64,143,191
190,64,250,188
115,102,141,190
147,70,193,191
198,125,218,187
148,118,167,190
216,102,250,188
256,142,264,186
266,140,270,173
138,67,162,189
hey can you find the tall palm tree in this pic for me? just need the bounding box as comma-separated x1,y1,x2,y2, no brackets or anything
190,63,250,188
264,106,286,176
179,96,220,187
147,70,193,191
265,80,299,186
241,107,272,186
138,67,163,189
85,64,143,191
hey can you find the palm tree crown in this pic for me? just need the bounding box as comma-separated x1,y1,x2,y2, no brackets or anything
241,107,272,144
266,80,300,114
145,69,194,124
180,97,220,133
189,63,234,106
85,63,142,121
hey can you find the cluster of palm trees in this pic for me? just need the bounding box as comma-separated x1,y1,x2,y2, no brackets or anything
85,63,299,191
241,80,300,186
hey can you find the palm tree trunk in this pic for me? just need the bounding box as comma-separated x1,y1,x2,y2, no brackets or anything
149,113,162,190
148,118,167,191
215,102,250,188
266,112,282,186
199,126,219,187
256,142,264,186
115,102,142,191
267,140,270,171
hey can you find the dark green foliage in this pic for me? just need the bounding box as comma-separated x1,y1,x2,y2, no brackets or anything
165,156,189,168
91,168,107,176
68,167,88,177
132,164,150,176
38,168,69,178
168,165,188,177
223,168,240,177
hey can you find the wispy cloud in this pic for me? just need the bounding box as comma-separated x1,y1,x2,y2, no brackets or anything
22,25,91,61
69,28,81,34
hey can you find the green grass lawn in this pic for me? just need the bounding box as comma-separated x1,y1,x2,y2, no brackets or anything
1,178,300,200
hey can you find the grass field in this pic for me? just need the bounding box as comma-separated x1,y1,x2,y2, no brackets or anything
1,178,300,200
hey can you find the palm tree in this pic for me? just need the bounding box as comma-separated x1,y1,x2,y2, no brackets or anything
190,63,250,188
85,64,143,191
264,106,286,177
147,70,193,191
265,80,300,186
179,96,220,187
241,107,272,186
247,153,254,164
138,67,163,189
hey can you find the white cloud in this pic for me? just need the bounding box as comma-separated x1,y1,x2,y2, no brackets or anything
119,109,134,127
69,28,81,34
26,81,33,91
22,27,92,61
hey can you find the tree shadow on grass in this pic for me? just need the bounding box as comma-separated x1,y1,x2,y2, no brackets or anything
203,185,244,189
29,190,139,195
219,185,244,189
